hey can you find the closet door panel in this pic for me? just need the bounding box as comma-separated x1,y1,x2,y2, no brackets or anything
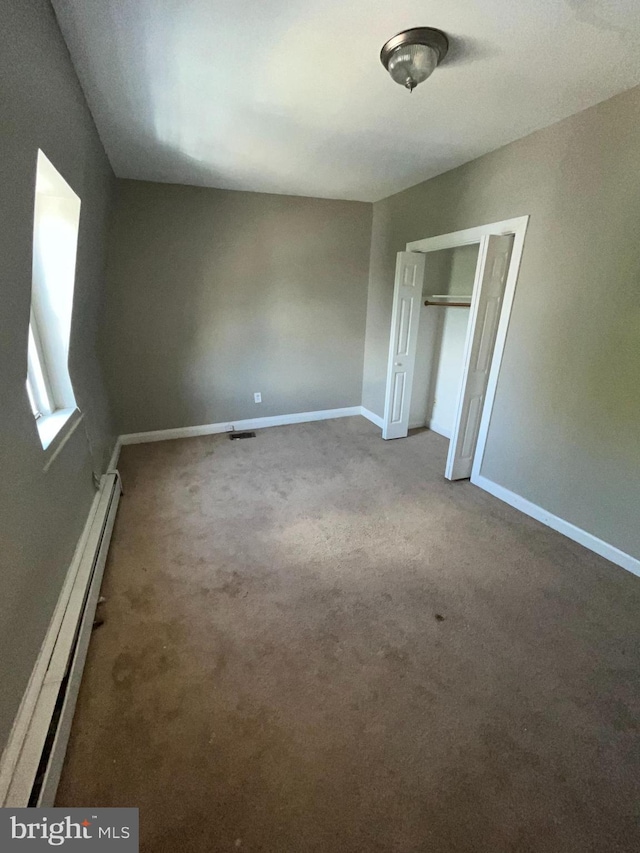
382,252,426,439
445,235,513,480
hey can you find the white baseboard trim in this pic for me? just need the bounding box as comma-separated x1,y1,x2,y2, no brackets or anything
361,410,452,438
360,407,384,429
428,420,452,439
0,473,121,807
473,473,640,578
119,406,363,446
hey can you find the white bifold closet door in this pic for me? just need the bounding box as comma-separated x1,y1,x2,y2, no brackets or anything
445,234,513,480
382,252,426,440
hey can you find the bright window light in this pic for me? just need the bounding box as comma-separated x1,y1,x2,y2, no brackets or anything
26,151,81,449
26,322,53,419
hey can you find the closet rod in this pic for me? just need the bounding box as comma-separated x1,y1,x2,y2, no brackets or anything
424,300,471,308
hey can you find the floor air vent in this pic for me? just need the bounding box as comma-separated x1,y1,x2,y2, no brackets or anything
229,432,256,440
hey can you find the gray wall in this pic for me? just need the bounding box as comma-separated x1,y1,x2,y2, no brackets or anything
0,1,115,751
362,85,640,560
102,181,372,433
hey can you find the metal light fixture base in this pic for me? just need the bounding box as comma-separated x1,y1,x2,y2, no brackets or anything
380,27,449,70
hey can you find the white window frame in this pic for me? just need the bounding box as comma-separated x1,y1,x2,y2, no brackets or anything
27,151,83,465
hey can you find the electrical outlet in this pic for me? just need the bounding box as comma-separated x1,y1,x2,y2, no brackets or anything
254,392,262,403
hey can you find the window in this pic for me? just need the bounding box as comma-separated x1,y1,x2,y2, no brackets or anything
26,151,81,451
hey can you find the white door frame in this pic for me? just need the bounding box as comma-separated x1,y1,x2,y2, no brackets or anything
406,215,529,483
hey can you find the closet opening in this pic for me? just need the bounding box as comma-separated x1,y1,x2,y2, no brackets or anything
409,244,478,442
381,217,529,482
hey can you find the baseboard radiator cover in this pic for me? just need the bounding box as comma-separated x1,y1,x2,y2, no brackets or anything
0,471,121,807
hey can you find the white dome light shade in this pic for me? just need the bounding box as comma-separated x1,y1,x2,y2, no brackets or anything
380,28,448,92
387,43,438,91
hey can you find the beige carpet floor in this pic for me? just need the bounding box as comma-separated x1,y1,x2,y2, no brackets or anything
57,416,640,852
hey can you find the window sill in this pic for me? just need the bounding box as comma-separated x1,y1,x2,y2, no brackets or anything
38,407,83,471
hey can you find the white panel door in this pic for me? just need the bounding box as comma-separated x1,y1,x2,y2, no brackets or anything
445,234,513,480
382,252,426,440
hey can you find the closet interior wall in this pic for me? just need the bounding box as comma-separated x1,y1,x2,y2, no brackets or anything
409,244,479,436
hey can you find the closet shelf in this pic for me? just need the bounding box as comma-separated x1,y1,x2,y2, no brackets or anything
425,295,472,308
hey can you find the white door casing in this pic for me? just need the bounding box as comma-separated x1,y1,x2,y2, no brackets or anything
445,234,514,480
382,252,426,440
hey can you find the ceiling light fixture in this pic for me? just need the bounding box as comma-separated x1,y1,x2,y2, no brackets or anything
380,27,448,93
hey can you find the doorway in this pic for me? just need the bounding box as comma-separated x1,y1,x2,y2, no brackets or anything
381,217,529,482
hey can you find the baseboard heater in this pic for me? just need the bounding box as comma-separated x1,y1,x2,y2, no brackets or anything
0,471,121,807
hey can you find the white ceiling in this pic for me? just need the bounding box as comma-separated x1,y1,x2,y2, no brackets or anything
52,0,640,202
